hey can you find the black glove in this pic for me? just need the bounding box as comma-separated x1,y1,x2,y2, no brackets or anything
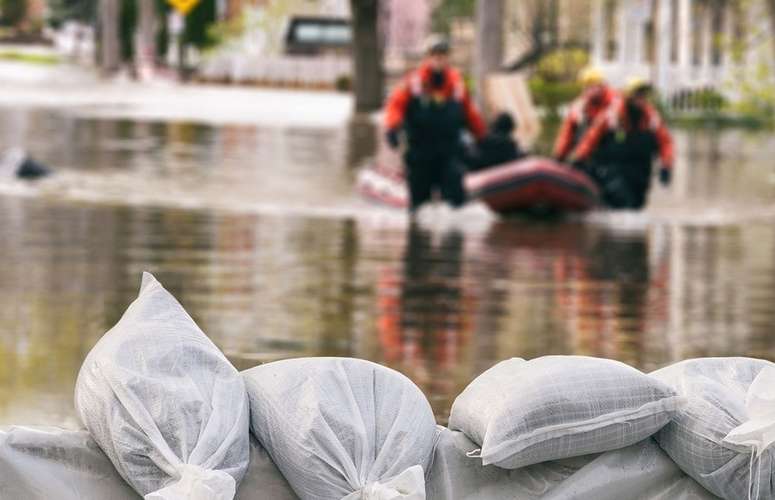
385,128,401,150
659,166,672,186
568,154,586,170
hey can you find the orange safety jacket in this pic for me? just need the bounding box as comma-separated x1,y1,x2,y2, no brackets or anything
571,98,675,168
553,85,619,161
384,62,487,140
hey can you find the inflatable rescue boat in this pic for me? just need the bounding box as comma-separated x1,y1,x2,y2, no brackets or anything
357,156,600,214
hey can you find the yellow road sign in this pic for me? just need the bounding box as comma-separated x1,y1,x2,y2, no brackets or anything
167,0,199,16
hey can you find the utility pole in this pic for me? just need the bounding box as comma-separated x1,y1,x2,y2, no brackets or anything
475,0,504,112
350,0,384,113
99,0,121,75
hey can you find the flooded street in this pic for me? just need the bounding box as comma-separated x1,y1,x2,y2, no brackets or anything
2,105,775,427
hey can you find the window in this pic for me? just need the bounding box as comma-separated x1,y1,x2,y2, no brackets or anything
285,17,352,55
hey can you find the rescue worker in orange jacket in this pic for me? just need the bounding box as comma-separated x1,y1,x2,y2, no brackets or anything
553,67,620,162
384,37,486,213
569,77,674,209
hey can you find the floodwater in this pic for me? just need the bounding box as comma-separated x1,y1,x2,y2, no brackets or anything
2,106,775,427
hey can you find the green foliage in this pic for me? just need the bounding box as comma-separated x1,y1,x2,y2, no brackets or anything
533,48,589,83
206,11,248,49
528,78,582,118
0,0,27,26
335,74,352,91
120,0,137,61
155,0,170,59
183,0,217,49
728,60,775,126
528,48,589,117
46,0,97,27
431,0,475,34
0,50,59,64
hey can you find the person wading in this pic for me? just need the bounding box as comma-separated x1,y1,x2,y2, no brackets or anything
553,66,620,163
384,37,486,215
570,77,674,209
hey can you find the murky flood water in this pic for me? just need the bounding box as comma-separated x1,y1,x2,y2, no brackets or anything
2,105,775,427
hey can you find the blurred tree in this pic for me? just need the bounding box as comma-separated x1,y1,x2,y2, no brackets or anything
155,0,170,61
47,0,97,27
135,0,157,71
350,0,384,112
119,0,136,61
768,0,775,64
475,0,504,107
99,0,120,73
431,0,475,35
0,0,28,26
183,0,216,49
505,0,587,71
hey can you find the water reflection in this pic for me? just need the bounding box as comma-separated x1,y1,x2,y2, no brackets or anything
375,223,472,421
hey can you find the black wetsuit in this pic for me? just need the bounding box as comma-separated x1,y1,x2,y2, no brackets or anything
585,104,659,209
403,96,468,210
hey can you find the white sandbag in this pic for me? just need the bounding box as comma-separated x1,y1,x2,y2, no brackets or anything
0,426,140,500
426,426,592,500
542,438,720,500
74,272,250,500
651,357,775,500
236,435,299,500
0,427,297,500
243,357,437,500
449,356,683,469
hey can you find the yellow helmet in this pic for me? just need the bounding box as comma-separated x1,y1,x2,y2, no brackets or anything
624,76,652,96
578,66,605,87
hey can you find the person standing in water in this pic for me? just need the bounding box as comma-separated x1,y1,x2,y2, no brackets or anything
570,77,674,209
384,36,486,214
553,66,620,163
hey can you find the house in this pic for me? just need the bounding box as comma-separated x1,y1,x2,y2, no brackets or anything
589,0,775,100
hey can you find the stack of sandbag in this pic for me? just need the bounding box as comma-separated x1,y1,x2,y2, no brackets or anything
448,356,685,469
651,357,775,500
427,427,719,500
242,357,437,500
74,273,250,500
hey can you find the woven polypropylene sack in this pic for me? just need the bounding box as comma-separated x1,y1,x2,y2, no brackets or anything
426,426,590,500
650,357,775,500
542,438,720,500
0,426,140,500
74,273,249,500
243,357,437,500
448,356,683,469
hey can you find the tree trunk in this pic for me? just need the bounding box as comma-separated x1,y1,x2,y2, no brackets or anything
767,0,775,67
350,0,384,113
99,0,121,74
475,0,505,111
134,0,157,77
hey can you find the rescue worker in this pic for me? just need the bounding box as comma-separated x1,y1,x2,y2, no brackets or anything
569,77,674,209
384,37,486,214
553,66,620,162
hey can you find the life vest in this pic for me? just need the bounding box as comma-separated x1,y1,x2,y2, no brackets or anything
403,70,467,152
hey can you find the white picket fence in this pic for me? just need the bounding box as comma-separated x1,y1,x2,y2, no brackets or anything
199,54,351,88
